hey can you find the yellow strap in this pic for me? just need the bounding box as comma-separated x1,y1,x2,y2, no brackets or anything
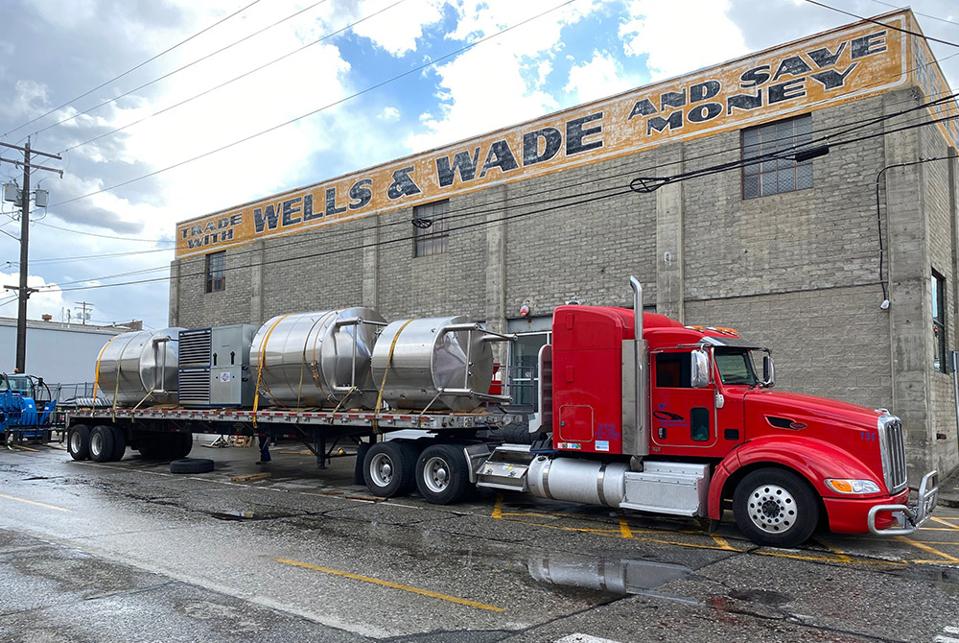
252,315,289,427
372,319,415,430
92,335,117,404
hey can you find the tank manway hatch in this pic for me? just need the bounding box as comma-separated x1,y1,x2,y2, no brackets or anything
178,324,256,407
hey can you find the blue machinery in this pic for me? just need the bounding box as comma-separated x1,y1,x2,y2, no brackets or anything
0,373,57,446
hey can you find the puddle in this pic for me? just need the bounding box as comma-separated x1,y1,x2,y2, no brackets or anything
208,509,299,521
527,552,692,596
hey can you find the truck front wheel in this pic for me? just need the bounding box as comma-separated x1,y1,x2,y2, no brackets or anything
733,468,819,547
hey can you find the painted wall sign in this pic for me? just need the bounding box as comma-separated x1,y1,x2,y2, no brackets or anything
176,11,939,259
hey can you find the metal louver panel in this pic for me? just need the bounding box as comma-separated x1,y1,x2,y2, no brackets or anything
178,328,212,405
178,328,212,368
178,368,211,406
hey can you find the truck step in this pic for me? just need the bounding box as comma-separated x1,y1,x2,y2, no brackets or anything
475,444,533,493
619,461,710,517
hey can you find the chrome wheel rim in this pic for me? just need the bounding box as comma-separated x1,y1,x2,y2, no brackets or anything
423,456,450,493
369,453,394,488
747,483,797,534
90,432,103,458
69,431,82,453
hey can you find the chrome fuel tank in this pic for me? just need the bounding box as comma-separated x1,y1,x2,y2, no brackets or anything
250,307,386,408
95,328,183,405
370,316,494,412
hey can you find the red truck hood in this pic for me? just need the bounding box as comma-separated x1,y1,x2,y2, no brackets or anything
743,388,882,429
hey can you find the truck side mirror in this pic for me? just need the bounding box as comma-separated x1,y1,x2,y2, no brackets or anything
762,354,775,388
690,349,710,388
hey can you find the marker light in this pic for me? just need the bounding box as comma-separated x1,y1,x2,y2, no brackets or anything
825,479,881,494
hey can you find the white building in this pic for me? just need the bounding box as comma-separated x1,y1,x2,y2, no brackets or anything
0,317,136,389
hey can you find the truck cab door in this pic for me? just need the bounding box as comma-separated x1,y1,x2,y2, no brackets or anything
649,350,718,452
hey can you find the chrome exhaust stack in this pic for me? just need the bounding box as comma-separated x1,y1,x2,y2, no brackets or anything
629,277,649,456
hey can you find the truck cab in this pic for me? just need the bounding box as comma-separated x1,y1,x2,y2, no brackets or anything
480,278,939,547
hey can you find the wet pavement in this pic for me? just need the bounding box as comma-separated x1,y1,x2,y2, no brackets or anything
1,439,958,642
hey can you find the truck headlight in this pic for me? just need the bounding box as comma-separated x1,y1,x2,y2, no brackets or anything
825,479,881,494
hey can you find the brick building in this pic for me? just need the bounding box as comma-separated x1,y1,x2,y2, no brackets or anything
170,10,959,481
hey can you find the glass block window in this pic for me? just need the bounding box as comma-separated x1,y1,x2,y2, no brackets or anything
742,115,813,199
413,200,449,257
205,251,226,293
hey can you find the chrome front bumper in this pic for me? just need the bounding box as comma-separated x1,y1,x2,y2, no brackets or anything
867,471,939,536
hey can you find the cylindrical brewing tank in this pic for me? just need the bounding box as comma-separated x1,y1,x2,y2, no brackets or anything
95,328,183,405
249,308,385,407
370,316,494,412
527,456,629,507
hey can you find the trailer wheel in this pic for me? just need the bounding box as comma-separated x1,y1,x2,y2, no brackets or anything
415,444,469,505
109,427,127,462
169,433,193,460
733,468,819,547
89,426,116,463
67,425,91,461
363,442,415,498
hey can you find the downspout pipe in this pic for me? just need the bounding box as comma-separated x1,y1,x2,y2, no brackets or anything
629,277,649,456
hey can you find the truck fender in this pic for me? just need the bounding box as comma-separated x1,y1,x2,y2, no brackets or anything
707,435,880,520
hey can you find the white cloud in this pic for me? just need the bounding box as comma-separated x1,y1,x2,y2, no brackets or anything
0,271,65,321
351,0,445,56
619,0,748,80
406,0,603,152
564,50,643,103
379,105,401,121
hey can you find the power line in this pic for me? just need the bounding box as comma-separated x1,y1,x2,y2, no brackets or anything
864,0,959,28
36,111,959,296
802,0,959,48
27,0,338,141
1,0,263,139
28,86,958,274
60,0,409,155
48,0,579,209
32,220,173,244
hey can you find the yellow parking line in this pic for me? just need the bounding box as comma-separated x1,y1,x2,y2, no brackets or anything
710,534,738,551
931,516,959,530
275,558,504,613
0,492,71,512
819,541,853,564
895,536,959,564
618,516,634,539
491,494,503,520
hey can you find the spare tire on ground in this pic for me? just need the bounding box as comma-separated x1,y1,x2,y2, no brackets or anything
170,458,214,474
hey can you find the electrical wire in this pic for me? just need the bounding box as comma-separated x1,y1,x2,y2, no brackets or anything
28,0,339,141
32,220,172,244
25,86,959,270
33,109,959,295
802,0,959,48
48,0,580,209
60,0,408,155
863,0,959,29
1,0,263,138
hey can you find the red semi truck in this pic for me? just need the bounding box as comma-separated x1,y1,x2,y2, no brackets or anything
64,277,938,547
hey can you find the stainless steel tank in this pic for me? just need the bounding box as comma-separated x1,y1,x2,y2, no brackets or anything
95,328,183,405
370,316,495,412
249,307,385,408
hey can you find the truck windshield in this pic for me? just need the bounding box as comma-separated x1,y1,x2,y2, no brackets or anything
714,349,759,386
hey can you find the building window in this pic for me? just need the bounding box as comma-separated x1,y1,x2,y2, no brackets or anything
742,115,813,199
413,200,449,257
205,251,225,293
932,270,947,373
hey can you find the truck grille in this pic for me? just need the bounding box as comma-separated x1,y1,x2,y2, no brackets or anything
879,416,908,494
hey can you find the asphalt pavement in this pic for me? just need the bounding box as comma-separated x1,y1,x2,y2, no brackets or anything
1,439,958,642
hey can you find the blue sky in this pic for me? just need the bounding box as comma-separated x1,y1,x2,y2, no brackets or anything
0,0,956,328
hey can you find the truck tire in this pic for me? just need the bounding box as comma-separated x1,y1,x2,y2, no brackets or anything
89,425,116,463
733,468,819,548
415,444,469,505
67,424,91,461
109,427,127,462
354,442,371,486
169,433,193,460
170,458,214,474
363,442,415,498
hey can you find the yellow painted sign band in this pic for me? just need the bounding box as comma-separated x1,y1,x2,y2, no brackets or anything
176,12,921,259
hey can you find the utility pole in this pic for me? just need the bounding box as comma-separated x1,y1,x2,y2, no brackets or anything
0,138,63,373
74,300,93,325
